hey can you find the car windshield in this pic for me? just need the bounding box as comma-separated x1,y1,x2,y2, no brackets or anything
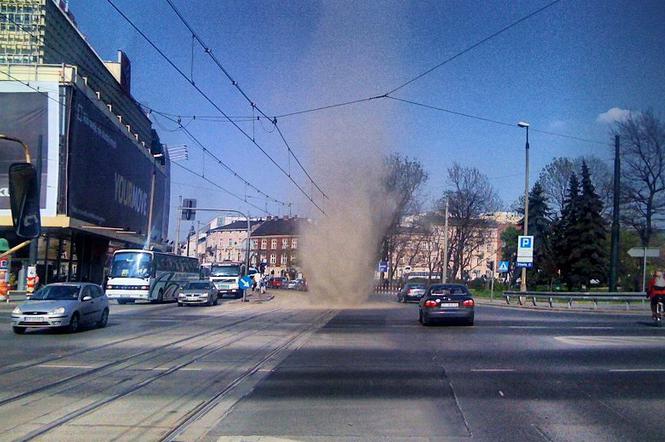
31,285,80,301
187,282,210,289
407,284,426,289
211,265,240,277
430,286,467,295
110,252,153,279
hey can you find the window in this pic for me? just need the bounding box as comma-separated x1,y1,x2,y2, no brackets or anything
280,254,288,265
292,238,298,249
282,238,289,249
261,239,267,250
251,240,258,249
270,254,277,264
228,239,233,246
271,239,278,249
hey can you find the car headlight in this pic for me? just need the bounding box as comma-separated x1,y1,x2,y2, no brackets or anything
12,306,21,314
50,307,66,315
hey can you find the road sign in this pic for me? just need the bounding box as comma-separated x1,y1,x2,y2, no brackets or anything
498,261,510,273
378,261,388,272
239,275,253,290
515,262,533,269
181,198,197,221
627,247,660,258
517,235,534,264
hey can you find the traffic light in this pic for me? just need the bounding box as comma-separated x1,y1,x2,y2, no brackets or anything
9,162,41,239
181,198,196,221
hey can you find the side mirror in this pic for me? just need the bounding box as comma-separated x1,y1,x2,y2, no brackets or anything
8,162,41,239
82,295,92,302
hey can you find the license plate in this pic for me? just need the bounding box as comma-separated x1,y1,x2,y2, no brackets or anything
24,316,44,322
440,303,458,308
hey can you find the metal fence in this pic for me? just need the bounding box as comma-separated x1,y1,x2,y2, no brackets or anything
375,283,402,295
503,291,648,310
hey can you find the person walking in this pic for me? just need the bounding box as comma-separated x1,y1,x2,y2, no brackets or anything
647,270,665,320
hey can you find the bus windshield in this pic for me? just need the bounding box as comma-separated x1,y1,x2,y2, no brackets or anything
210,264,241,277
110,252,153,279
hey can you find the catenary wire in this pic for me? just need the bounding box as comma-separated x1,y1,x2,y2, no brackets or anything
172,162,270,215
150,110,289,206
163,0,328,200
105,0,326,215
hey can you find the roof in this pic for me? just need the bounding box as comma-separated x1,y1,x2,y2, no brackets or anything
210,220,263,233
251,217,305,237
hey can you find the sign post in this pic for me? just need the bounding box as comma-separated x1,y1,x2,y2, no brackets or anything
628,247,660,292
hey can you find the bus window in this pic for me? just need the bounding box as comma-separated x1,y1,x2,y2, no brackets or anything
110,252,153,279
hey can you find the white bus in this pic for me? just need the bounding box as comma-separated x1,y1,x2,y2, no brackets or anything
105,250,200,304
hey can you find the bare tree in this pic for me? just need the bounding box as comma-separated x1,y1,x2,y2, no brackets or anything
538,156,612,216
380,154,428,278
439,164,501,281
614,110,665,246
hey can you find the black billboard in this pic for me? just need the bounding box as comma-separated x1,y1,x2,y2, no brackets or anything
68,88,169,243
0,92,49,210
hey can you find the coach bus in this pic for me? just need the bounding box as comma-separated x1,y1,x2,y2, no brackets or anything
105,250,200,304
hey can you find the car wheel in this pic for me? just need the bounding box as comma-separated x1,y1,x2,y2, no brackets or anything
67,313,80,333
117,299,127,305
12,326,26,334
418,310,423,324
213,296,218,306
97,308,109,328
177,302,183,307
421,312,430,326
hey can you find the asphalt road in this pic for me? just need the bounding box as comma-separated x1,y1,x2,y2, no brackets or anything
0,293,663,441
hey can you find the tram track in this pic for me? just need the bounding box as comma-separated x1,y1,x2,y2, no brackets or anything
0,306,281,408
14,308,311,441
0,301,257,375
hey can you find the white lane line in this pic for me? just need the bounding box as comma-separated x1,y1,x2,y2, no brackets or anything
38,364,95,369
609,369,665,372
471,369,515,372
498,390,505,397
555,336,665,346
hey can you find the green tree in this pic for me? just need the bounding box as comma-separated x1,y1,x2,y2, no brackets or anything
500,225,519,284
568,161,608,288
526,182,555,285
552,173,580,289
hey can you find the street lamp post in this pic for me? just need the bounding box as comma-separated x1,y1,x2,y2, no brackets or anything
517,121,530,293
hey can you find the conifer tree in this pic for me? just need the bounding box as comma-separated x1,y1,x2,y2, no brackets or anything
569,161,608,288
552,173,580,289
526,182,554,284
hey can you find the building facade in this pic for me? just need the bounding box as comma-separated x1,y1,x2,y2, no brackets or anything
0,0,169,287
250,217,303,277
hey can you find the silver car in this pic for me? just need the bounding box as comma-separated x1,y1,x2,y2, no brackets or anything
177,280,218,306
11,283,110,334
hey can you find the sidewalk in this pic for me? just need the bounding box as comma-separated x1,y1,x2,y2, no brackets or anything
475,297,650,315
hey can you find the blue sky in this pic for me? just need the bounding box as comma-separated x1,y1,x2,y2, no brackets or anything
69,0,665,238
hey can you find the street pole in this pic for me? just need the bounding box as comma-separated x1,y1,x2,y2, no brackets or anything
28,135,43,267
609,135,621,291
145,161,156,250
518,123,530,293
441,197,449,283
642,247,647,293
175,195,182,255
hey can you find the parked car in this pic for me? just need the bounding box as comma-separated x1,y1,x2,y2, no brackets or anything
267,277,288,289
11,283,109,334
286,279,308,291
396,283,427,303
418,283,474,326
177,280,218,306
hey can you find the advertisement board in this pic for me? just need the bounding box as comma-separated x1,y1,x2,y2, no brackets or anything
68,88,169,242
0,82,61,217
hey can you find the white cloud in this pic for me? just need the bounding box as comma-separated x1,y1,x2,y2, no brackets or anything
596,107,632,124
547,119,566,131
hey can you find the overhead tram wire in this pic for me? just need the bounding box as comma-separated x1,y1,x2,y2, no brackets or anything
105,0,326,215
387,97,607,146
162,0,328,200
172,162,270,215
150,110,289,207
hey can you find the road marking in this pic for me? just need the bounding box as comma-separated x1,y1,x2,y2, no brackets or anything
498,390,505,397
38,364,95,369
609,369,665,372
508,326,617,330
555,336,665,346
471,368,515,372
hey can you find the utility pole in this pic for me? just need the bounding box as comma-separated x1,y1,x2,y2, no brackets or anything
609,135,621,291
441,197,449,283
518,122,530,293
175,195,182,255
28,135,42,267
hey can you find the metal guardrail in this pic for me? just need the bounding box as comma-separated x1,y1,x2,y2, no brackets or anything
503,291,647,310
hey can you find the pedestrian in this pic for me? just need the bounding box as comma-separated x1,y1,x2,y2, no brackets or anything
647,270,665,320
